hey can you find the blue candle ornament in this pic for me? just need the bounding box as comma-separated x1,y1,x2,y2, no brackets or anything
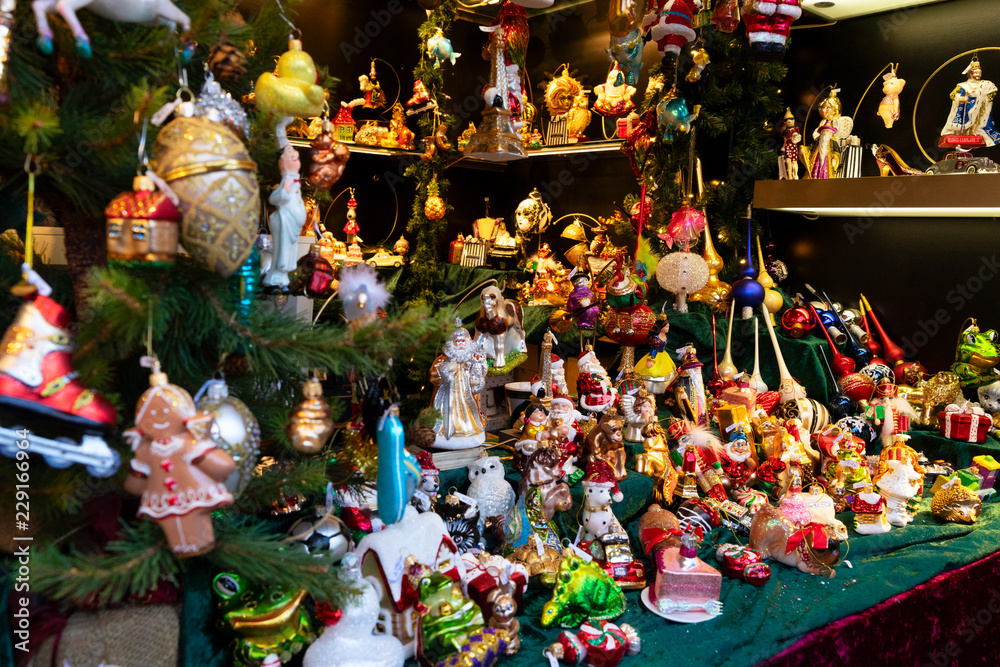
376,405,421,526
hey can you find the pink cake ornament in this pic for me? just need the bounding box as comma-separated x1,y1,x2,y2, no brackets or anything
640,533,723,623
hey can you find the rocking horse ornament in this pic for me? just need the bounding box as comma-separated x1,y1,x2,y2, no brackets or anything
33,0,192,58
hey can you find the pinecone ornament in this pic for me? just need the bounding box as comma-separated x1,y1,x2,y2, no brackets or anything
424,176,446,221
408,422,437,450
207,42,248,83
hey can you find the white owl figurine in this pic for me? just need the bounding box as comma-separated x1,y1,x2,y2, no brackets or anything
467,457,515,529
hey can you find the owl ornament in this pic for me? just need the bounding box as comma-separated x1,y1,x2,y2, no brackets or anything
467,456,516,536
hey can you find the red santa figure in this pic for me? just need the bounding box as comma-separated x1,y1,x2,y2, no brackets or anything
677,426,727,502
546,620,641,667
640,0,703,64
577,349,617,414
742,0,802,62
539,395,585,485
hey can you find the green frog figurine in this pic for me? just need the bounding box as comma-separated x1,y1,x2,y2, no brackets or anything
213,572,316,666
950,319,1000,388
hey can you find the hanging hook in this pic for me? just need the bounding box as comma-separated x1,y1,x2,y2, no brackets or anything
274,0,302,39
136,116,150,176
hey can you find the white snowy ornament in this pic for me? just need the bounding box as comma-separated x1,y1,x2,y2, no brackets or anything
467,456,516,534
301,553,405,667
656,252,709,313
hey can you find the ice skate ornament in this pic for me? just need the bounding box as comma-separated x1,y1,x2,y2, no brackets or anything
0,265,119,477
32,0,191,58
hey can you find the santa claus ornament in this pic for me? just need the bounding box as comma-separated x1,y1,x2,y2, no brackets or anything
742,0,803,62
641,0,703,70
124,359,235,557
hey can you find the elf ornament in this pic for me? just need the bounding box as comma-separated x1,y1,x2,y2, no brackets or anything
286,377,335,454
194,377,261,497
125,359,235,557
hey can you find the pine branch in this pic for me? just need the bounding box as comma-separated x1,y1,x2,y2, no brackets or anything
30,521,180,610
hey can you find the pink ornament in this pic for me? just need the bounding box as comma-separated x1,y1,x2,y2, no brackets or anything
659,205,706,250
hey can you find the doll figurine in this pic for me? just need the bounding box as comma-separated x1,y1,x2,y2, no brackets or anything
941,56,1000,146
877,69,906,129
779,108,801,180
635,319,678,389
800,89,851,179
264,136,307,290
566,273,600,331
125,361,235,557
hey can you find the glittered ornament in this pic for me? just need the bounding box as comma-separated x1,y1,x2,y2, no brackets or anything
149,114,260,277
424,176,446,221
309,127,350,191
656,252,709,313
287,377,334,454
195,378,261,498
540,548,627,628
196,71,251,138
838,372,876,403
105,174,180,265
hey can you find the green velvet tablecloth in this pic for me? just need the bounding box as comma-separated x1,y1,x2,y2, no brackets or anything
418,431,1000,667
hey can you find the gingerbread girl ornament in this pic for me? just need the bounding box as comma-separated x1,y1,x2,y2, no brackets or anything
125,360,235,557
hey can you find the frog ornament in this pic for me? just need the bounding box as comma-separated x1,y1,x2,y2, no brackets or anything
213,572,316,667
950,318,1000,388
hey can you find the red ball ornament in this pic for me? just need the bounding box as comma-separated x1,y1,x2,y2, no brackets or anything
837,372,876,403
781,306,816,339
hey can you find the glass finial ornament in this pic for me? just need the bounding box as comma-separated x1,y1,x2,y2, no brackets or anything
194,377,262,498
689,219,730,313
730,208,765,319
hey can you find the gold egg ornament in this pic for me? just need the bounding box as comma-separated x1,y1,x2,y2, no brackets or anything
149,114,260,277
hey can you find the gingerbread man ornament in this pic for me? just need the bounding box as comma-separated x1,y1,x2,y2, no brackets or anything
125,361,235,557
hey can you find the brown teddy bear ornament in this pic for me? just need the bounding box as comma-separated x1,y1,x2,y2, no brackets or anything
125,360,235,557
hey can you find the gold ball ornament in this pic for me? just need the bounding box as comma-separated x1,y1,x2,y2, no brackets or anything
195,379,261,498
286,378,335,454
149,115,260,277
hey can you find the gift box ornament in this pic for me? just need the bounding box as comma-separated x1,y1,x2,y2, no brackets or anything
460,553,529,624
972,455,1000,491
938,403,991,443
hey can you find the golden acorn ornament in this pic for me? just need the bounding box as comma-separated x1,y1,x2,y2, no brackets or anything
424,175,446,221
286,377,335,454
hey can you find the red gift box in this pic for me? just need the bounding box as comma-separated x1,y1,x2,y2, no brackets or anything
719,385,758,412
715,543,771,586
460,554,528,623
938,404,991,444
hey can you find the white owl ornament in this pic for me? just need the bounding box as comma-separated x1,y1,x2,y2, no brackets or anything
466,456,515,531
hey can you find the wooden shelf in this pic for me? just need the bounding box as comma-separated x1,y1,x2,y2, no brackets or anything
753,174,1000,218
289,137,623,169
